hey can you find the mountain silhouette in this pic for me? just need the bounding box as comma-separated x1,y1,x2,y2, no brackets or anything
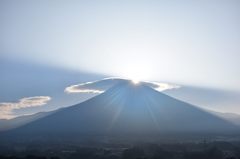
1,80,238,140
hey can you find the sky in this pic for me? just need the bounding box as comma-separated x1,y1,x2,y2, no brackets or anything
0,0,240,118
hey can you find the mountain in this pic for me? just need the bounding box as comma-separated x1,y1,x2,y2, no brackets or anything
1,80,239,141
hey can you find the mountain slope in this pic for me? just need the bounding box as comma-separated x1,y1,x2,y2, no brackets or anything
0,111,52,132
2,81,238,139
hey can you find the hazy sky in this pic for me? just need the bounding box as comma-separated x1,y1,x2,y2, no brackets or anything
1,0,240,90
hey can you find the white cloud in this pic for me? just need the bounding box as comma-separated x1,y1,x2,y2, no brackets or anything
64,77,124,94
0,96,51,119
65,77,180,94
65,87,104,94
65,83,104,94
143,81,180,91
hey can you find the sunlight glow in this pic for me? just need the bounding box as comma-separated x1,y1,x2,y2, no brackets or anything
118,60,154,84
131,79,140,84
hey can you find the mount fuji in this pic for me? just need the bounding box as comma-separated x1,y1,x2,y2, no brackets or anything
1,80,239,141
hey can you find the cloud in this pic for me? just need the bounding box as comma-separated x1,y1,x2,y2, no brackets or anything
0,96,51,119
65,77,124,94
143,81,180,91
65,77,180,94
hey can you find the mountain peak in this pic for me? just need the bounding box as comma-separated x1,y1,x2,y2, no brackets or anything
104,79,158,95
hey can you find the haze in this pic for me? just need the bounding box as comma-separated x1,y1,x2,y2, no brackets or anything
1,0,240,90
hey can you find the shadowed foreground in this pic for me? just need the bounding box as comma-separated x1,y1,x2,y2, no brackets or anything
0,141,240,159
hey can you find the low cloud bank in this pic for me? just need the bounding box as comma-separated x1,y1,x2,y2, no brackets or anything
0,96,51,119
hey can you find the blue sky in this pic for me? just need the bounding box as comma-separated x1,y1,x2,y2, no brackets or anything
0,0,240,118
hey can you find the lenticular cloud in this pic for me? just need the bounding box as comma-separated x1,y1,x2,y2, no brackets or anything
65,77,180,94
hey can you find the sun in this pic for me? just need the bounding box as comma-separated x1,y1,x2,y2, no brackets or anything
131,79,140,84
117,61,154,85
